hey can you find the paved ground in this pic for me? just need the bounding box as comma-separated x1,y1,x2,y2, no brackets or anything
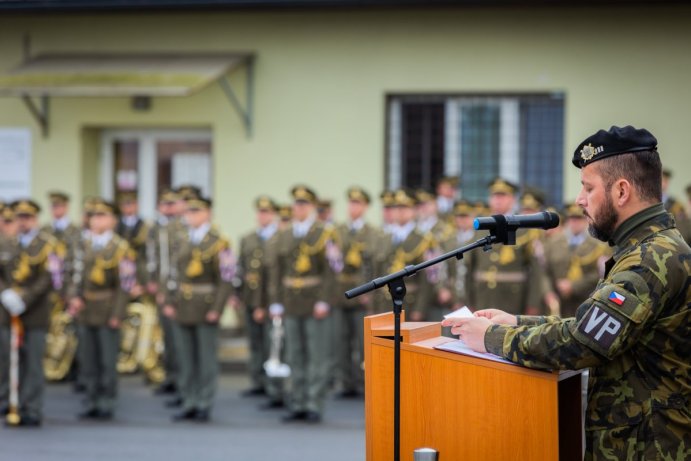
0,374,365,461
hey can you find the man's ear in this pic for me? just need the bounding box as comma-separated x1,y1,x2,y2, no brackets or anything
615,179,633,206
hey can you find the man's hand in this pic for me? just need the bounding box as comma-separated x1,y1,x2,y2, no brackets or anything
206,310,221,324
440,317,492,353
437,288,453,305
108,317,120,329
68,297,85,317
473,308,517,326
163,304,176,319
252,307,267,324
556,279,573,299
313,301,330,319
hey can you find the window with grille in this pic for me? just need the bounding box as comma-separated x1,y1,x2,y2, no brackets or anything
386,93,565,206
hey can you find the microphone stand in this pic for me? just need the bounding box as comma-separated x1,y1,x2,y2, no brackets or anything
345,221,516,461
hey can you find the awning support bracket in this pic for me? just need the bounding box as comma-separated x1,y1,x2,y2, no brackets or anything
21,94,49,138
218,57,254,138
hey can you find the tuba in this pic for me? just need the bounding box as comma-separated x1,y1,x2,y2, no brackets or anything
43,295,79,381
117,298,165,384
263,316,291,379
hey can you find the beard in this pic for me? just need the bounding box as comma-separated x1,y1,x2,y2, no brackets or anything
587,194,619,242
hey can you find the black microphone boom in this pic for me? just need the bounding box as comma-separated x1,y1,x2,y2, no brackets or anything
473,211,560,232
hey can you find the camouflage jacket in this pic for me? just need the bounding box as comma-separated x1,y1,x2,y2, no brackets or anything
485,204,690,461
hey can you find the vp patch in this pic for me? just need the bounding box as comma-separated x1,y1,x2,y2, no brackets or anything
577,305,622,352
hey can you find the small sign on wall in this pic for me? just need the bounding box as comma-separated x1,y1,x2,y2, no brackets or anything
0,128,31,201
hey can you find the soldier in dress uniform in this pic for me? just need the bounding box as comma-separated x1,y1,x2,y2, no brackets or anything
317,199,334,225
165,197,235,423
267,185,336,424
115,192,149,297
554,203,610,318
374,189,434,321
379,190,396,236
67,199,135,420
146,189,185,398
465,178,545,315
238,196,280,402
662,169,691,244
435,175,459,223
450,200,478,310
0,204,18,417
331,186,378,398
0,200,58,426
42,192,81,284
415,189,457,321
445,125,691,460
535,206,570,316
277,204,292,231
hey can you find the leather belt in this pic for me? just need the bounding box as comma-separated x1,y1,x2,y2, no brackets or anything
84,289,116,301
282,276,321,289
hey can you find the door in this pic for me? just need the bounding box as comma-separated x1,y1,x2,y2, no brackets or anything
100,129,212,219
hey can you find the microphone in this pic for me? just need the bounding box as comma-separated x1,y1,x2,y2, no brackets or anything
474,211,560,231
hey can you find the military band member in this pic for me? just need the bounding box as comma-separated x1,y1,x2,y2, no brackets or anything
465,178,545,315
0,200,57,426
165,197,235,423
555,203,610,318
435,175,459,223
379,190,396,235
238,196,280,402
375,189,434,321
443,125,690,460
42,192,81,296
450,200,477,310
277,204,292,231
67,200,134,420
115,192,149,296
535,206,570,316
416,189,457,321
662,169,691,244
268,185,336,424
146,189,185,397
0,205,18,416
331,187,378,398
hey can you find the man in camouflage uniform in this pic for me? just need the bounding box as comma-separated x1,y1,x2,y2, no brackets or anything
67,199,134,420
331,187,378,398
444,126,690,460
375,189,434,321
268,185,335,423
164,197,235,423
238,196,281,404
465,178,546,315
0,200,57,426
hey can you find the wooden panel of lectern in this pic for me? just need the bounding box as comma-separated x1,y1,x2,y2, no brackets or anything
364,312,583,461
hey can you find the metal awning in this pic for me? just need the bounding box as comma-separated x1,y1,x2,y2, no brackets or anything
0,52,255,137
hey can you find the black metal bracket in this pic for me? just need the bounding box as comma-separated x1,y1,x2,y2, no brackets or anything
218,56,255,139
21,95,49,138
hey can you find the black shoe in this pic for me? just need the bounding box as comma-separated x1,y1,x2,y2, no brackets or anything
241,387,266,397
154,382,177,395
165,397,183,408
73,383,86,394
78,408,101,419
304,411,322,424
194,409,210,422
281,411,307,423
0,405,8,416
96,410,113,421
259,399,285,411
172,408,197,422
337,389,361,399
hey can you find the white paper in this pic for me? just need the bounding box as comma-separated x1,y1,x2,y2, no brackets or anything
434,339,516,366
443,306,474,320
0,128,31,201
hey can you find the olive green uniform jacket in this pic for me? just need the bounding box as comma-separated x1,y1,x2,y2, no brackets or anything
167,227,235,325
485,205,691,461
0,231,56,329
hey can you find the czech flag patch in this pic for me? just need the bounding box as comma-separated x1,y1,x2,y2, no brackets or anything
608,291,626,306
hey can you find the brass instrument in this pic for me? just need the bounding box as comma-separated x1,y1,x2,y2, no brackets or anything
117,300,165,384
263,317,291,379
43,297,79,381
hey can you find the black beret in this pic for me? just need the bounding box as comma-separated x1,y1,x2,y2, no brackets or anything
572,125,657,169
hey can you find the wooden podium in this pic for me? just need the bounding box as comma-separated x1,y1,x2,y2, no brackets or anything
364,312,583,461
